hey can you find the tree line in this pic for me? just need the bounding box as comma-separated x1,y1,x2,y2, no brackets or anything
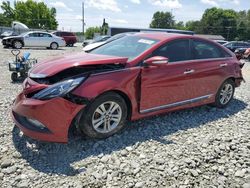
150,8,250,41
0,0,58,30
1,0,250,41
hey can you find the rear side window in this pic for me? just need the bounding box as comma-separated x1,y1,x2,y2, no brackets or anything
192,40,231,59
54,32,60,36
62,32,74,36
39,33,52,37
152,39,190,63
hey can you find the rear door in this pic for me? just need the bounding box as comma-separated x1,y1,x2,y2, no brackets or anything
140,39,199,113
39,33,53,47
189,39,233,99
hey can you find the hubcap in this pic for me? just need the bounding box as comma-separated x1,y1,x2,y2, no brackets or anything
52,43,57,49
220,83,233,105
15,42,22,49
92,101,122,134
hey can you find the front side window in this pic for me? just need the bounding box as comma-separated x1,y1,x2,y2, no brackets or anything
28,33,39,37
193,40,230,59
152,39,190,62
90,36,159,61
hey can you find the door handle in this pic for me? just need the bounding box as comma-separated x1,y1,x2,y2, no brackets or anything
184,69,195,75
220,63,228,67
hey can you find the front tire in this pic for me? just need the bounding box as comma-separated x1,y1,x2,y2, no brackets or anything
13,40,23,49
79,92,128,139
214,79,235,108
50,42,59,50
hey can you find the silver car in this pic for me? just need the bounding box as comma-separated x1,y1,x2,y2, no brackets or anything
2,31,66,49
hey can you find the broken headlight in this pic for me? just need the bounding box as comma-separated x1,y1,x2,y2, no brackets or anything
32,77,85,100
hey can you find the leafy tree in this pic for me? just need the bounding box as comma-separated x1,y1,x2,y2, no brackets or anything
0,1,15,26
174,21,185,30
101,18,109,35
185,20,202,33
236,10,250,40
85,26,101,39
200,7,238,40
150,11,175,29
0,0,58,30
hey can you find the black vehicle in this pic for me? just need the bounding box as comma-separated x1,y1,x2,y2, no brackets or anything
223,41,250,52
0,31,17,39
235,48,250,61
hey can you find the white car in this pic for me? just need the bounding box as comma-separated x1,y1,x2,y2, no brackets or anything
83,33,135,52
2,31,66,49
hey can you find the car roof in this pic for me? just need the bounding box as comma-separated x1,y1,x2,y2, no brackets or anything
28,31,50,34
132,32,206,42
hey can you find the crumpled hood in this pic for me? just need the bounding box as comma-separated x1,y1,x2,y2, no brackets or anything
3,35,23,40
29,52,128,77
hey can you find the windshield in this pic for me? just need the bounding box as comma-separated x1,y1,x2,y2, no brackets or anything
92,36,110,43
19,32,30,37
90,36,159,61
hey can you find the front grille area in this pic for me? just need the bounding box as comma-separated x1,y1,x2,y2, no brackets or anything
13,111,51,133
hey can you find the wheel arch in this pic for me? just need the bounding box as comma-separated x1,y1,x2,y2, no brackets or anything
224,77,236,86
68,89,133,138
12,39,24,46
95,89,133,120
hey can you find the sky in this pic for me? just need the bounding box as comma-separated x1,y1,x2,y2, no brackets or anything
1,0,250,31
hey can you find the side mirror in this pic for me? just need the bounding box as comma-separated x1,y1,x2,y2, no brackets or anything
144,56,168,66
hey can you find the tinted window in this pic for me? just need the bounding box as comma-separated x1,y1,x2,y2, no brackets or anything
62,32,74,36
28,33,39,37
39,33,52,37
193,40,230,59
54,32,59,36
152,39,190,62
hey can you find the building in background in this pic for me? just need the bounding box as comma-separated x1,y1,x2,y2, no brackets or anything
107,26,194,36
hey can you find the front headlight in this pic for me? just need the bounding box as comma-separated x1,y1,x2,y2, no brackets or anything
33,77,85,100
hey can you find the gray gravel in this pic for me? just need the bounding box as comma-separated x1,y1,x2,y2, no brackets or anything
0,42,250,188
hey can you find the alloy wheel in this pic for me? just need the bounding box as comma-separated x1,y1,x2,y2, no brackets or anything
219,83,233,105
92,101,122,134
14,41,22,49
51,43,58,50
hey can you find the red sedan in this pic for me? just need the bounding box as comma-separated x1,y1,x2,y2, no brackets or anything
12,33,244,143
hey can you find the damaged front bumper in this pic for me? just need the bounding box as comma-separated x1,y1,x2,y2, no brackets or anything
12,92,84,143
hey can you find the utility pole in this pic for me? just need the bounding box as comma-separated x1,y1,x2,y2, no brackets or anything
82,2,85,40
226,26,232,41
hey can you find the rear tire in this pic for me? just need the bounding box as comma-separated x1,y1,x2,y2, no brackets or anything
11,72,18,82
13,40,23,49
213,79,235,108
50,42,59,50
79,92,128,139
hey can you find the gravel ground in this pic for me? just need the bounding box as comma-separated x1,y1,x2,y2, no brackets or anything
0,42,250,188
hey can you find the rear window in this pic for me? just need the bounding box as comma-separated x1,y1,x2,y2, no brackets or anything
62,32,74,36
193,40,231,59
